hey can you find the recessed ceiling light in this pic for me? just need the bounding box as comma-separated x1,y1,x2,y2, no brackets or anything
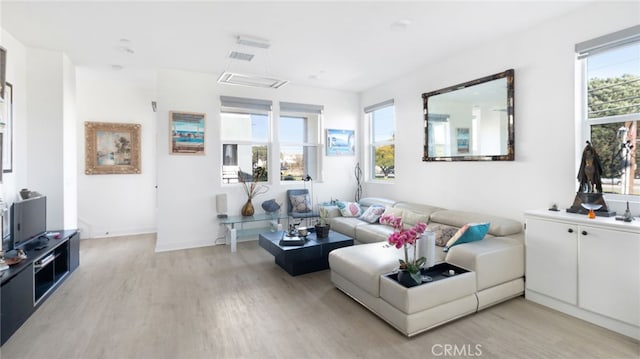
390,19,412,31
111,64,123,70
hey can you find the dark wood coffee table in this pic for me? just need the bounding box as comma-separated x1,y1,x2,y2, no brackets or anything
258,230,353,276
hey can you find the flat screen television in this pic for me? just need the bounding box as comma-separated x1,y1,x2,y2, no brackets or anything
11,196,47,250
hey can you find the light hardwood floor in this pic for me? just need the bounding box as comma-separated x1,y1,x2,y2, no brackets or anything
1,234,638,359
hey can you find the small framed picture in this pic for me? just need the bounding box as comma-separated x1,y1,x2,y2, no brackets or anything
85,122,141,175
456,128,470,154
170,111,205,155
326,129,355,156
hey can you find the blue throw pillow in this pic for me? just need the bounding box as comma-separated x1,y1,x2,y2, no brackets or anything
443,223,490,252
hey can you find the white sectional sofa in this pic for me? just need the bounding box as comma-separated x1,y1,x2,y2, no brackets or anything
326,197,524,336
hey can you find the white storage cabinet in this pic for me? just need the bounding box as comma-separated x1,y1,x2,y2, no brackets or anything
525,210,639,340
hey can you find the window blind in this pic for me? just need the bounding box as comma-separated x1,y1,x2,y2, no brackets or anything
280,102,324,114
576,24,640,58
220,96,272,112
428,114,449,122
364,99,394,113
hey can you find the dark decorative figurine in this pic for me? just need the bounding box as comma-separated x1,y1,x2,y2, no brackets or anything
576,141,603,193
568,141,615,217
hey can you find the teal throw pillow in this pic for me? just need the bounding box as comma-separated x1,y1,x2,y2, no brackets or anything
443,223,490,252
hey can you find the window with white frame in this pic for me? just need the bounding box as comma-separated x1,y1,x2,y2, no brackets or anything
577,26,639,197
220,96,272,183
278,102,323,182
365,99,395,181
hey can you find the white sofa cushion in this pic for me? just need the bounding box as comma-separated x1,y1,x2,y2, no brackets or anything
430,210,522,237
327,217,368,239
393,202,444,219
354,223,395,243
359,197,397,209
445,237,524,291
328,242,402,297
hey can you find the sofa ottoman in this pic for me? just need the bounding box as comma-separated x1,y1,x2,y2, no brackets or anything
328,242,402,298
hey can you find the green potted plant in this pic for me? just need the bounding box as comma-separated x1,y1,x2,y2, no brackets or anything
315,206,331,238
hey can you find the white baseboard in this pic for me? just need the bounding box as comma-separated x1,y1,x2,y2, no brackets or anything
525,290,639,340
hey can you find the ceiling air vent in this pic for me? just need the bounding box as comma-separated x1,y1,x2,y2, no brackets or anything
217,71,288,89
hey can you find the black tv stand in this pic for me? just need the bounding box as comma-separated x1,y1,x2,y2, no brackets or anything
0,230,79,345
22,236,50,251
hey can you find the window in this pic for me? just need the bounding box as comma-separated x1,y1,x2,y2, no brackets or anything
365,100,395,180
220,96,272,183
577,26,640,196
279,102,323,181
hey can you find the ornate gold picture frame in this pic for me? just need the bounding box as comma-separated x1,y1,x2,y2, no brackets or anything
85,122,141,175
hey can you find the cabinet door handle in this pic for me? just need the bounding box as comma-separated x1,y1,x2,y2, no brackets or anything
582,230,588,236
568,228,574,233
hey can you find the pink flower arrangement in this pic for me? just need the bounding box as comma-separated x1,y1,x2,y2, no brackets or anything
382,214,428,275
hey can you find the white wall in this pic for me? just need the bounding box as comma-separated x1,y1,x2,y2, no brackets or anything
0,29,28,247
0,30,27,205
25,48,67,230
360,1,640,221
155,69,359,251
63,55,77,230
76,68,157,238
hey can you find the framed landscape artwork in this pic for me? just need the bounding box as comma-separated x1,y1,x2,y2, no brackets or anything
326,129,355,156
170,111,205,155
85,122,141,175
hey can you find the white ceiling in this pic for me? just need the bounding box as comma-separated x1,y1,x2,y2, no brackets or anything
2,1,593,92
